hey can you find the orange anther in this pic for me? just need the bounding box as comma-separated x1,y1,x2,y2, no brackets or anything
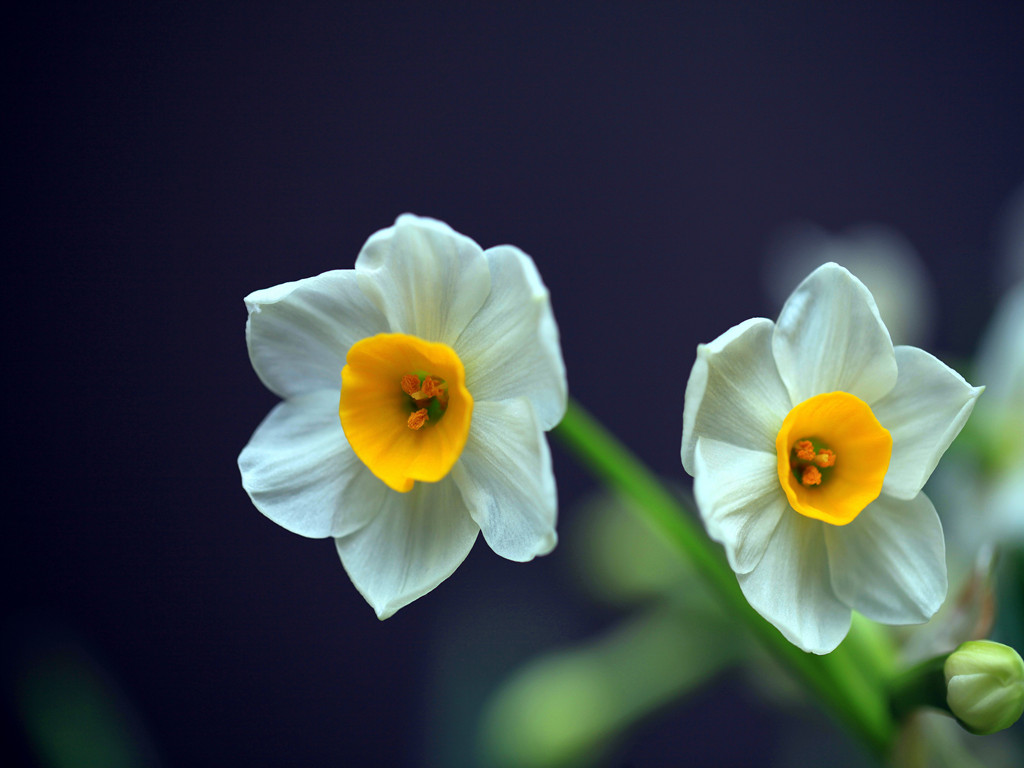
407,408,429,430
421,376,443,399
401,374,421,396
795,440,816,462
801,465,822,486
814,449,836,468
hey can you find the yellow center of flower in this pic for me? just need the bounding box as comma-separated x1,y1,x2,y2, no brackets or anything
775,391,892,526
339,333,473,493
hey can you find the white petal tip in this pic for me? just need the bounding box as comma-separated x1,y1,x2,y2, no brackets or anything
533,532,559,559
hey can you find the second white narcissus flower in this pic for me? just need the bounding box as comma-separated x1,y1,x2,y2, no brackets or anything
239,215,567,618
681,263,982,654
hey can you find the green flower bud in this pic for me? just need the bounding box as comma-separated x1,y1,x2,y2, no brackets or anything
944,640,1024,735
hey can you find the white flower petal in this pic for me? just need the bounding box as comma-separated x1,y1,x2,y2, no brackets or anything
238,389,388,538
454,245,568,430
355,214,491,344
693,437,787,574
450,398,557,562
825,492,946,624
873,346,983,500
245,269,387,398
335,478,480,619
681,318,792,475
737,511,851,654
772,263,898,405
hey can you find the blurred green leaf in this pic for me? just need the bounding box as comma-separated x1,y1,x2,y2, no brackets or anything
479,605,740,768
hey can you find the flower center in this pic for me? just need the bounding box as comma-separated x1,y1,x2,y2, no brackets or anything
789,439,837,487
400,373,449,430
775,391,892,525
339,333,473,493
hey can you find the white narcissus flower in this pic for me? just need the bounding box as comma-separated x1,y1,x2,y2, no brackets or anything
681,263,983,654
239,215,567,618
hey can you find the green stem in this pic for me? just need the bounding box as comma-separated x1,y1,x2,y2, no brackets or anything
888,655,948,723
553,399,896,757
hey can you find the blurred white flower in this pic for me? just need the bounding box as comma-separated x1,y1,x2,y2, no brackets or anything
972,282,1024,534
682,263,982,653
239,215,567,618
763,222,935,346
938,282,1024,556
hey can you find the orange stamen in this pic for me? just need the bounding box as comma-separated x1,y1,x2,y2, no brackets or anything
801,465,822,486
421,376,442,399
401,374,421,396
407,408,429,430
795,440,816,462
814,449,837,468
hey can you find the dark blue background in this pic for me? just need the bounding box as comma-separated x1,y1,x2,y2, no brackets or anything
7,2,1024,766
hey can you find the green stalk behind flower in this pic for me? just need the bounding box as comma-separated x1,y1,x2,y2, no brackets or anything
554,399,896,757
